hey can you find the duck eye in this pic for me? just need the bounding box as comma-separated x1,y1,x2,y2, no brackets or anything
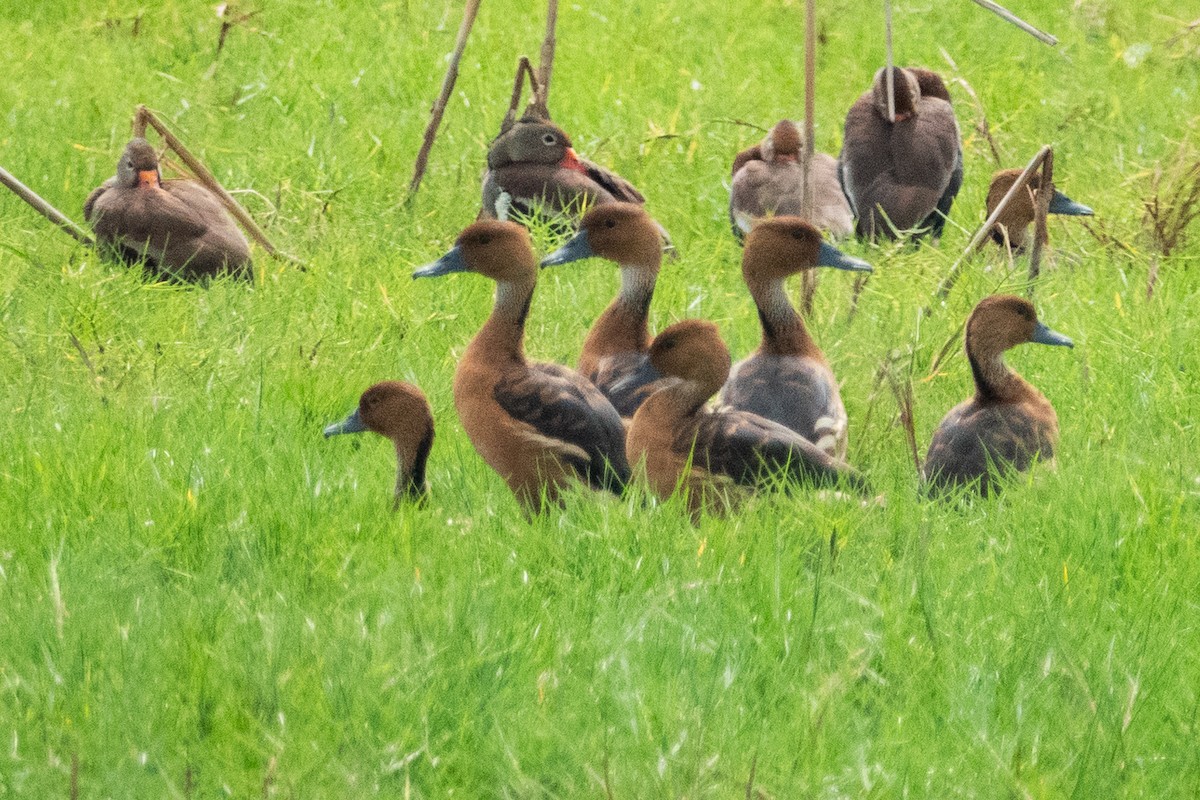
479,235,492,245
542,134,557,145
604,218,616,229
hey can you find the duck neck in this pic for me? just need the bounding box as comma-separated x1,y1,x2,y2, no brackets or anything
581,265,656,369
968,346,1029,403
649,378,715,420
471,279,535,363
748,276,820,358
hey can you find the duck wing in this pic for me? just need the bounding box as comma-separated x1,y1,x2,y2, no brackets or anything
493,362,631,494
923,401,1053,495
591,352,668,418
162,181,252,276
731,143,764,178
721,354,847,458
577,157,645,204
685,408,866,491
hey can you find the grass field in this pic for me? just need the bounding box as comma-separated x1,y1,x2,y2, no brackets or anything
2,0,1199,796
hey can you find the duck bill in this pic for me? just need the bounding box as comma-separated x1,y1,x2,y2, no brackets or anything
1031,322,1074,348
413,244,469,279
816,241,873,273
559,147,588,174
539,229,594,267
137,169,160,188
324,408,368,438
1047,189,1094,217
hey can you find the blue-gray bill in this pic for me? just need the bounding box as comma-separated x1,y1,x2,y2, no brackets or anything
817,241,873,272
1047,190,1094,217
1031,321,1074,348
539,230,594,267
413,244,469,279
324,408,368,438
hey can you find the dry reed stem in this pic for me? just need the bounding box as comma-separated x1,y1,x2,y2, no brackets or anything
530,0,559,118
1026,147,1054,293
799,0,818,317
967,0,1058,46
501,57,539,134
134,106,304,266
0,165,95,246
407,0,483,197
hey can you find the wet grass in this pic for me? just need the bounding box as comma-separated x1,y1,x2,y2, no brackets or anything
1,0,1199,796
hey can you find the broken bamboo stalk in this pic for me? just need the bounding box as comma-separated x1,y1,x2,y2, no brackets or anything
134,105,303,266
0,164,94,246
407,0,483,197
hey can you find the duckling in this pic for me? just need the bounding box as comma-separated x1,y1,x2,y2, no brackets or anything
719,217,872,458
923,295,1073,496
729,120,853,240
413,220,630,512
324,381,435,509
480,117,646,224
986,169,1094,254
83,138,252,281
539,202,671,417
627,319,867,516
839,67,961,240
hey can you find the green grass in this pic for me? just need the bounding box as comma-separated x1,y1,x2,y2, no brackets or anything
2,0,1199,796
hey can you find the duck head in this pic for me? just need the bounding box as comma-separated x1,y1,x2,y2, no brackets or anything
966,295,1074,357
906,67,951,103
117,138,161,189
762,120,803,163
540,202,665,270
742,217,872,284
871,66,921,122
413,220,537,285
487,117,587,174
324,381,435,505
986,169,1094,224
648,319,732,399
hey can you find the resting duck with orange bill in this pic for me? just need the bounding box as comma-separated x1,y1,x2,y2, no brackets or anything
84,137,252,281
923,294,1073,496
325,381,435,509
414,220,630,513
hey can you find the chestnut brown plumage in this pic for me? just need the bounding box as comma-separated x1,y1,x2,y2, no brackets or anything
729,120,853,240
540,202,671,417
839,67,961,240
83,138,252,282
719,218,871,458
324,381,435,509
627,319,867,517
414,220,629,513
923,295,1073,496
986,169,1094,254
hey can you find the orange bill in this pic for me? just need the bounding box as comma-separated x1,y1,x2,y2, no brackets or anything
137,169,160,187
559,147,588,174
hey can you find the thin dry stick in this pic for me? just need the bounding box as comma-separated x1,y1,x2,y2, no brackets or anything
502,57,539,133
407,0,483,196
1026,147,1054,291
927,145,1052,306
135,106,304,265
967,0,1057,46
745,754,758,800
0,165,95,245
886,363,921,475
884,0,896,122
800,0,819,316
70,752,79,800
531,0,559,118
